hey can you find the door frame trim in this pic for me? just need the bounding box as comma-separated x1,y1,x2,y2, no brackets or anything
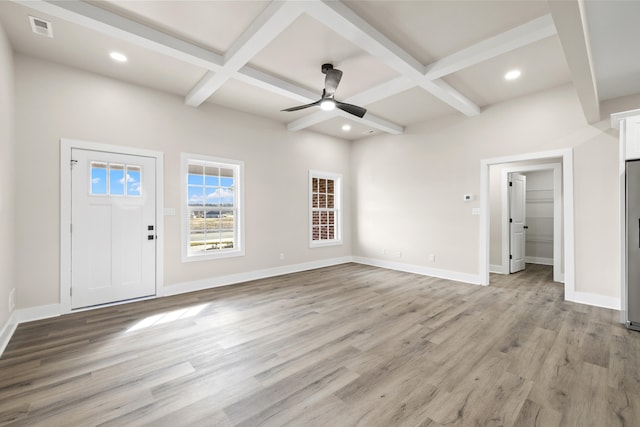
502,164,563,281
60,138,164,313
480,148,574,300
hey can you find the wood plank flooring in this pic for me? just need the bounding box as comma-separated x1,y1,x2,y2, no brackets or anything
1,263,638,426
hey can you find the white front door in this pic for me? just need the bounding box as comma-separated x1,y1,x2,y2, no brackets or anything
509,173,527,273
71,149,156,308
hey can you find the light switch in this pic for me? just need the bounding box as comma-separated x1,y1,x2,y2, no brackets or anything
472,208,480,216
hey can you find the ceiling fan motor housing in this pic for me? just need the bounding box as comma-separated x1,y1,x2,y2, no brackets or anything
321,63,334,74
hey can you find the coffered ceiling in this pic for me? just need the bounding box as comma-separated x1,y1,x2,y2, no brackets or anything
0,1,636,140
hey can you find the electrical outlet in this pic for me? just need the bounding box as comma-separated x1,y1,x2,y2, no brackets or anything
9,288,15,311
429,254,436,262
279,253,285,260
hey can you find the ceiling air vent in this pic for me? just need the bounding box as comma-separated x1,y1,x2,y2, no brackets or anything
28,16,53,38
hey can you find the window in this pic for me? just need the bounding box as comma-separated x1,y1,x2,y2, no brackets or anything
181,153,244,262
90,162,142,197
309,170,342,247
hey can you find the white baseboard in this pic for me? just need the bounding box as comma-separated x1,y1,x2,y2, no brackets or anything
14,304,62,323
565,290,620,310
525,256,553,266
352,257,482,285
1,303,63,357
164,256,354,296
0,311,18,357
490,264,507,274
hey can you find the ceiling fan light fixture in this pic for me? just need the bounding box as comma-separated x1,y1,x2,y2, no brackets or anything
504,69,521,80
320,99,336,111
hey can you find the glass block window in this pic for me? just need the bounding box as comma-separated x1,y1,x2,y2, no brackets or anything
181,154,244,261
90,162,141,197
310,171,342,247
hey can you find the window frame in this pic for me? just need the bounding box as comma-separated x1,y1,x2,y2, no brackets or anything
181,153,245,262
309,170,343,248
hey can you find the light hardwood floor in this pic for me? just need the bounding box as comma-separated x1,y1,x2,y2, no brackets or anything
1,263,638,426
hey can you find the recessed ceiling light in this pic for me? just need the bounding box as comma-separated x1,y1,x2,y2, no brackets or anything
110,52,128,63
342,124,351,131
320,100,336,111
504,69,521,80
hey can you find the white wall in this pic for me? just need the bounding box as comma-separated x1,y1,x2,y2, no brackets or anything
14,54,352,309
352,84,621,301
10,52,631,311
0,22,15,329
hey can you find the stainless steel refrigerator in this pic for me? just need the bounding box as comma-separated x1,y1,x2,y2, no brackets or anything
626,160,640,331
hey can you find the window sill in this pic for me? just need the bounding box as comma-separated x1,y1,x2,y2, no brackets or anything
309,240,343,249
182,248,245,263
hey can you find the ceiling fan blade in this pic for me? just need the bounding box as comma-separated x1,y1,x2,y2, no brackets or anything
324,69,343,95
335,101,367,118
281,100,321,112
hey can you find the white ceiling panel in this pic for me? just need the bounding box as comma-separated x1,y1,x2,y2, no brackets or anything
443,36,571,107
92,0,270,54
207,77,311,124
248,13,399,100
0,1,205,96
365,87,458,127
343,0,550,64
308,116,379,141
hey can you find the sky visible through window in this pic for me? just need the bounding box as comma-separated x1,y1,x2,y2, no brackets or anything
187,167,234,206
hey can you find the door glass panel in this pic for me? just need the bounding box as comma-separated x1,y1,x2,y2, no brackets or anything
90,162,107,195
109,164,125,195
126,165,142,196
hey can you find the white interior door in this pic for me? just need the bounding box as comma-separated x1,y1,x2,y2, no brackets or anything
71,149,156,308
509,173,527,273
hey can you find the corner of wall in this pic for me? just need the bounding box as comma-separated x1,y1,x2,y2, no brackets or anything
0,14,17,344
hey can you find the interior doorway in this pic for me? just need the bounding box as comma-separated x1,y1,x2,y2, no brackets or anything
479,149,575,298
496,163,563,282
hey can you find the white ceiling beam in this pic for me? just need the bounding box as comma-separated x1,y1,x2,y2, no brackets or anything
424,14,557,80
236,66,318,104
287,109,403,135
287,12,556,131
16,0,224,70
420,79,480,116
285,78,410,133
303,0,480,117
287,110,340,132
336,110,404,134
303,0,425,79
549,0,600,123
17,1,320,108
185,1,303,107
345,77,415,106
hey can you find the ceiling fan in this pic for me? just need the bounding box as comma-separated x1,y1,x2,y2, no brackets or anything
281,63,367,118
